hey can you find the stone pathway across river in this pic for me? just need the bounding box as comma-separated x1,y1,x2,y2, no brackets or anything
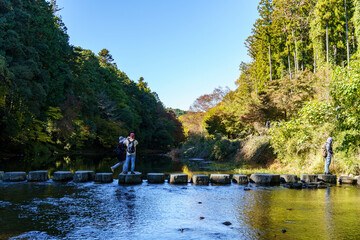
1,170,359,187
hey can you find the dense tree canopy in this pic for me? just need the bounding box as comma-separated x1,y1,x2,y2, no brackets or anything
0,0,184,155
179,0,360,173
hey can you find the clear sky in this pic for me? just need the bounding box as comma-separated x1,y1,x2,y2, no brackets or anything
55,0,259,110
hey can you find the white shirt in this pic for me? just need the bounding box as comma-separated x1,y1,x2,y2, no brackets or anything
124,139,138,155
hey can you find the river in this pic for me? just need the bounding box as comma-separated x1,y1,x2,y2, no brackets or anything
0,154,359,239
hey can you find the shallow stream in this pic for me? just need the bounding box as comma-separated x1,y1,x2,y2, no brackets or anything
0,155,359,239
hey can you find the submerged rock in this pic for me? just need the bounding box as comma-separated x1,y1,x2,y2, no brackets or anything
222,221,232,226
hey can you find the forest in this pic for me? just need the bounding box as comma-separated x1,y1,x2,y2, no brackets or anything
0,0,185,157
178,0,360,174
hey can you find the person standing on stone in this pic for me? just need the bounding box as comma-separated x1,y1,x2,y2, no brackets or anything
122,133,138,174
324,137,334,175
111,136,126,172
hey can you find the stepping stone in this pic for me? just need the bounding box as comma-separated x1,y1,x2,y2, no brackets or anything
232,174,248,184
147,173,165,184
280,174,298,183
300,174,318,183
28,171,49,182
73,171,95,182
338,176,355,185
0,171,4,180
250,173,280,185
317,174,337,184
210,174,231,184
53,171,73,182
118,172,142,185
3,172,27,182
95,173,113,183
355,176,360,185
192,175,209,185
169,173,188,184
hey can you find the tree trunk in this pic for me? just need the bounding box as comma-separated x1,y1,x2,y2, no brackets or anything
254,71,258,97
334,45,337,65
326,21,329,64
345,0,350,68
287,44,292,80
292,30,299,72
314,49,316,73
269,45,273,82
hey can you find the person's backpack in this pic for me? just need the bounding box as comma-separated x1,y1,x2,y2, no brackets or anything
321,143,327,157
115,142,125,155
127,140,136,154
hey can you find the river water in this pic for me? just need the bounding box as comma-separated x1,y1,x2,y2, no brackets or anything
0,155,359,239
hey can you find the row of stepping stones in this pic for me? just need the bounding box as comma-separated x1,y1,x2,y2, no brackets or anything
0,171,113,183
1,171,359,186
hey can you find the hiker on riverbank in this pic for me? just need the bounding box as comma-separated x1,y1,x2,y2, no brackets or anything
110,136,126,172
323,137,334,175
122,133,138,174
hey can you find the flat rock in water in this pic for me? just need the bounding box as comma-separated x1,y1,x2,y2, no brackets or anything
250,173,280,185
192,175,209,185
169,173,188,184
355,176,360,185
73,171,95,182
28,171,49,182
0,171,4,180
95,173,113,183
300,174,318,183
232,174,248,184
210,174,231,184
118,172,142,185
338,176,355,185
317,174,337,184
53,171,73,182
147,173,165,184
280,174,298,183
3,172,27,182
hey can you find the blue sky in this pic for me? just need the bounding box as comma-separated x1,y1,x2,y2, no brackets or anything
56,0,259,110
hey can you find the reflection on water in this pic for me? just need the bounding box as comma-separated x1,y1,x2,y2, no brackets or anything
1,182,359,240
0,155,360,239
